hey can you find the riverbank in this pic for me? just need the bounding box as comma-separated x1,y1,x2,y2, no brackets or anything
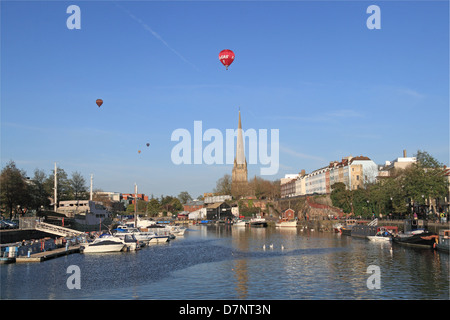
295,219,449,234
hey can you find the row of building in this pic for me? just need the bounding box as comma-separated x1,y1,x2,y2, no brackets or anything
280,150,417,198
178,195,237,221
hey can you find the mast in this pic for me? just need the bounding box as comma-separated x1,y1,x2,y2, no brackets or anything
90,174,93,201
54,162,57,211
134,183,138,227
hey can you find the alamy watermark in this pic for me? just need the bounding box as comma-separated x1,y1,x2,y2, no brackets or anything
366,265,381,290
170,121,280,175
66,265,81,289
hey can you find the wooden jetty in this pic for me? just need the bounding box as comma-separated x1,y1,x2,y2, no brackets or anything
15,245,81,263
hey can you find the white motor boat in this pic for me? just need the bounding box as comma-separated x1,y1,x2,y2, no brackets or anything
118,225,171,244
112,231,140,251
275,218,297,228
114,226,153,245
233,220,247,227
81,233,125,253
148,234,171,244
166,225,187,236
367,231,392,242
367,235,392,242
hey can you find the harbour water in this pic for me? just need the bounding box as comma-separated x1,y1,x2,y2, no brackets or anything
1,225,448,300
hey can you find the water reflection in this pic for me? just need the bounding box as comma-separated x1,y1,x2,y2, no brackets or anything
1,225,448,300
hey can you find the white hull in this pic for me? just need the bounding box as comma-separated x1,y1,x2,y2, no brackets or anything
148,236,170,244
233,220,247,227
167,225,186,236
367,236,392,242
276,221,297,228
82,243,125,253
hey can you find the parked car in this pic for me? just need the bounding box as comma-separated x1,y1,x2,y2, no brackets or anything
0,220,18,229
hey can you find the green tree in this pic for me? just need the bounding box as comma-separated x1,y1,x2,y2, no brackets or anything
381,177,407,216
44,167,72,207
147,198,161,217
126,199,148,214
27,168,51,213
70,171,88,200
402,160,447,212
330,182,352,214
415,150,443,169
0,161,29,219
160,195,183,213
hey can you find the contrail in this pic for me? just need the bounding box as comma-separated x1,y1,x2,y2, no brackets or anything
116,4,199,71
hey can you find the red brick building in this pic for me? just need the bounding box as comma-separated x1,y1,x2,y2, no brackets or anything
183,200,204,213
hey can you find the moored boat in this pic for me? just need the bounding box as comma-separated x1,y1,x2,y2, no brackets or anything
393,219,436,248
341,219,357,236
367,226,397,242
367,235,392,242
233,220,247,227
165,224,187,236
81,233,125,253
111,228,141,251
434,230,449,253
275,218,297,228
250,217,267,228
333,223,343,233
115,225,170,244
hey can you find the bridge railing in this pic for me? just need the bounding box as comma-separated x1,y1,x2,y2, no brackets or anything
36,222,85,237
19,217,85,237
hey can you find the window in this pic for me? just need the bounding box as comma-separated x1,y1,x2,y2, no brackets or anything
356,175,359,181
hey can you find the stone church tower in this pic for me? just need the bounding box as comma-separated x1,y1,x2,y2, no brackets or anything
231,110,249,198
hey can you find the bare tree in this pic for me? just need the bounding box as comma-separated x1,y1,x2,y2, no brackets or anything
214,174,232,195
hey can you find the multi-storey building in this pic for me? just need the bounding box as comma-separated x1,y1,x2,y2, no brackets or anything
280,155,379,198
378,150,417,178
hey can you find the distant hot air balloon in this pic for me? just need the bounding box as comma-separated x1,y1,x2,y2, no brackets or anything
146,143,150,147
96,99,103,107
138,150,141,154
219,49,235,70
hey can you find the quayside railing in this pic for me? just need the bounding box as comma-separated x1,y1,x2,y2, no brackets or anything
19,217,85,237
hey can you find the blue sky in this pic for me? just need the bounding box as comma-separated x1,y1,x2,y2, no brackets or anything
1,0,449,198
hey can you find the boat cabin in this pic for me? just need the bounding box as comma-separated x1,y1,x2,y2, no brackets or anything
378,226,398,235
403,219,427,233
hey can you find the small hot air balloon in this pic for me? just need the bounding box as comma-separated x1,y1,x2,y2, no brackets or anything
138,150,141,154
96,99,103,107
146,143,150,147
219,49,235,70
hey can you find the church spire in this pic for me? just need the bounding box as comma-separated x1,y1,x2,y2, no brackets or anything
232,108,249,198
236,109,245,165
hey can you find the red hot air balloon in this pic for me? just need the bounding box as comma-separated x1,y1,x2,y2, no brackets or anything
96,99,103,107
219,49,235,70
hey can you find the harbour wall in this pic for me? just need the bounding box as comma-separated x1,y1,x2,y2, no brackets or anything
295,219,449,233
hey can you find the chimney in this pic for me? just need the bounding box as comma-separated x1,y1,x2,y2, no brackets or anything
403,149,407,158
300,169,306,176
